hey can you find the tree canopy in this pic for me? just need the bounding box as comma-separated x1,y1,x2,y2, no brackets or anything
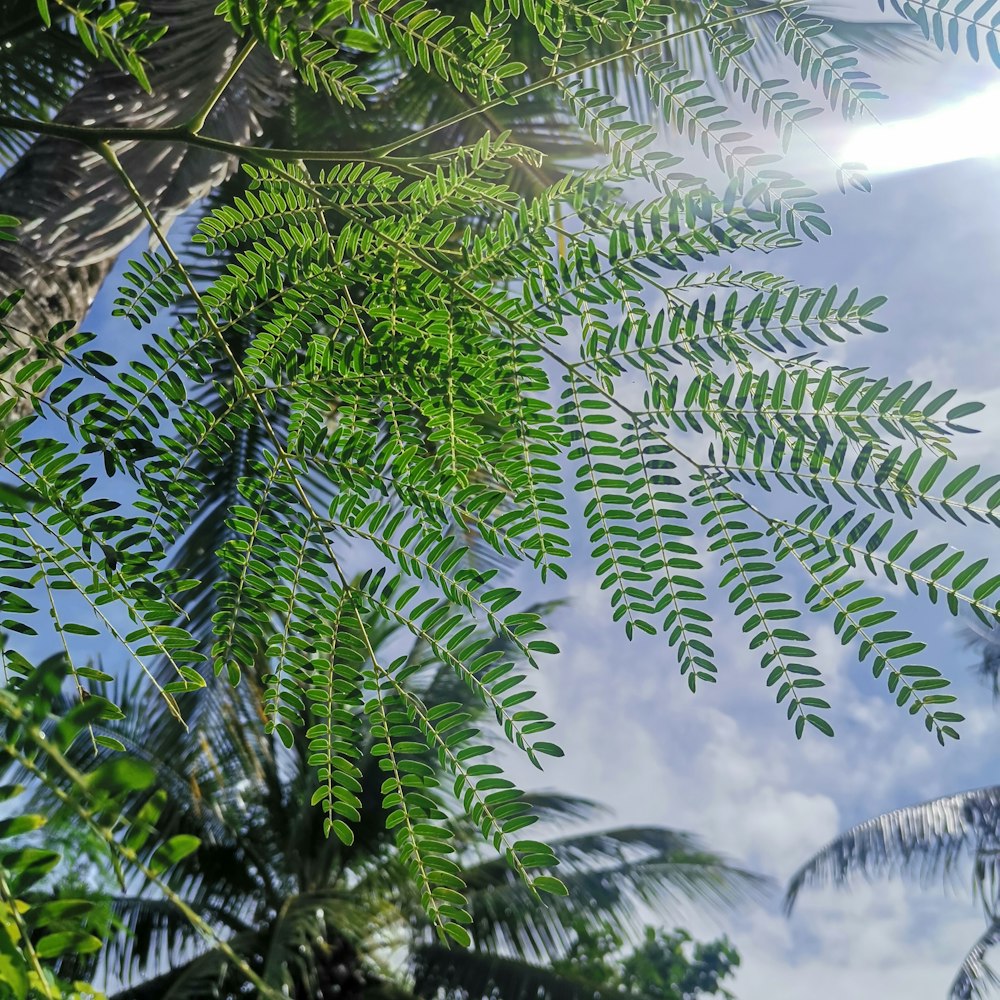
1,0,1000,992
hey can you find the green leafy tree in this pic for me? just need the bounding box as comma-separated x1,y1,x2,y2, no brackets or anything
544,921,740,1000
2,0,1000,950
620,927,739,1000
0,0,920,332
786,633,1000,1000
23,614,760,998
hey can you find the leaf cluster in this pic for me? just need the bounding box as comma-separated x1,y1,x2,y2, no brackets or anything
3,0,1000,945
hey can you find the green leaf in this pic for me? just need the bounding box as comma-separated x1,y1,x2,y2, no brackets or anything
532,875,568,896
442,922,472,947
0,483,42,512
0,216,19,243
946,400,985,421
35,930,103,958
95,735,127,752
332,27,383,52
151,834,200,873
0,914,27,1000
0,815,45,839
86,758,155,795
330,820,354,845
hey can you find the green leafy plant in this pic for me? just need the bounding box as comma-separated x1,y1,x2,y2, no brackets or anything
547,921,741,1000
0,0,998,943
0,652,278,999
419,918,742,1000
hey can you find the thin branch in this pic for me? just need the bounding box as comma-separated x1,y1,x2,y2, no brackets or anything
188,38,259,134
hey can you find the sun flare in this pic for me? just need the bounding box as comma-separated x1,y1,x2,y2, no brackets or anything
841,82,1000,176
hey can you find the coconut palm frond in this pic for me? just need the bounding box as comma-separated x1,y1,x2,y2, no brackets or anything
26,603,759,998
785,786,1000,912
461,827,766,961
949,917,1000,1000
104,895,251,988
964,623,1000,700
110,932,252,1000
517,792,609,828
0,0,92,165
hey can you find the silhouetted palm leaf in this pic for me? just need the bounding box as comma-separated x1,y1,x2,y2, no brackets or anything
786,786,1000,909
459,827,765,962
951,918,1000,1000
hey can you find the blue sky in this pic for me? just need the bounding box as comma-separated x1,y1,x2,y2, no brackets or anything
13,21,1000,1000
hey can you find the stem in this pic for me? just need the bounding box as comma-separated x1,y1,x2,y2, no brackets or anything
188,38,259,134
0,113,382,163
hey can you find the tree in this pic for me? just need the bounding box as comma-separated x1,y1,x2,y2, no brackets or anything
785,633,1000,1000
545,922,740,1000
3,0,1000,956
619,927,740,1000
21,613,761,998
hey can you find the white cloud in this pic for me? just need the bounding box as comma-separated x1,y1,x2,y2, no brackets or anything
525,597,844,874
734,882,986,1000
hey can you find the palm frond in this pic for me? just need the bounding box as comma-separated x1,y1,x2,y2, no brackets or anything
105,894,252,988
950,917,1000,1000
111,937,241,1000
517,792,609,827
785,787,1000,912
461,827,766,961
0,0,92,165
965,623,1000,700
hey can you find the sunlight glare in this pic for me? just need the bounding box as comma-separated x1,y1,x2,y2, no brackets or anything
841,83,1000,176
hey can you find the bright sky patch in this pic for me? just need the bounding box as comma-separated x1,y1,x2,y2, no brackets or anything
842,82,1000,175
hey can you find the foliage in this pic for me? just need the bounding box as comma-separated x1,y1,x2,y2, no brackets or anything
621,927,740,1000
1,0,1000,950
0,652,283,999
18,618,760,998
549,921,740,1000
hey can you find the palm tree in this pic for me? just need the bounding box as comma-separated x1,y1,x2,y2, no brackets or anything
0,0,283,338
34,608,763,999
785,631,1000,1000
